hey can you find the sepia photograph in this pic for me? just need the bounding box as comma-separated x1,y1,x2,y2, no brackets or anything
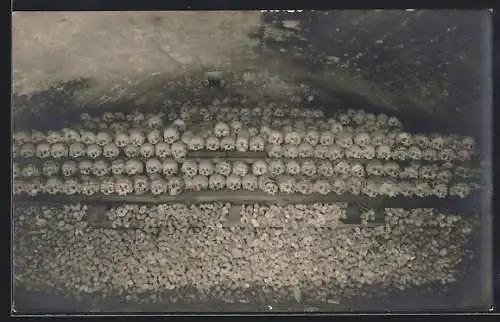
11,9,493,313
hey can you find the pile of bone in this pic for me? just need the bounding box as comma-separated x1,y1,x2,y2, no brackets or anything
12,104,479,199
13,157,478,198
14,204,475,304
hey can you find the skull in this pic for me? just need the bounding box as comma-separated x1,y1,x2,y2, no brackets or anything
456,149,472,162
432,183,448,198
204,136,220,151
332,178,347,195
146,115,163,129
349,162,365,178
154,142,171,159
446,134,462,151
345,144,363,159
281,145,298,159
268,130,284,145
376,113,388,127
192,175,209,191
86,144,102,159
387,116,402,128
62,129,81,143
149,178,166,195
334,161,351,177
379,179,399,198
109,122,128,133
96,132,112,147
232,161,249,177
221,136,236,151
164,127,180,144
329,121,344,134
214,122,230,138
181,160,199,177
198,160,214,176
338,112,351,125
111,159,125,175
461,136,475,151
419,165,438,180
268,160,285,177
252,160,268,176
171,142,188,160
209,174,226,191
298,143,314,159
260,125,272,140
51,143,68,159
362,179,379,197
68,143,86,158
249,136,265,152
267,144,283,158
13,163,21,178
13,131,31,145
346,177,363,195
235,134,249,152
229,120,243,135
125,159,144,176
100,143,119,159
285,131,302,146
319,131,335,146
79,131,95,145
313,179,331,195
146,158,163,176
251,107,262,117
130,112,145,125
46,131,63,144
371,132,386,146
147,129,162,145
354,132,371,147
61,161,78,176
44,177,63,195
414,182,432,197
317,161,334,177
436,169,453,184
396,132,413,146
77,159,93,175
21,164,39,177
327,145,344,160
352,110,366,125
63,178,80,195
247,127,259,137
132,176,149,195
162,159,179,176
454,166,471,179
91,160,109,177
422,148,438,161
408,146,422,160
285,160,301,175
364,113,376,124
304,130,320,146
140,143,155,158
115,177,134,196
188,136,205,151
124,144,139,158
438,148,456,162
226,175,242,191
383,162,400,178
400,163,420,180
335,131,353,149
215,160,232,177
365,160,384,176
113,132,128,148
376,145,392,160
429,134,445,150
98,177,115,195
313,145,329,159
181,131,194,145
242,174,258,191
392,146,408,161
129,130,145,147
398,181,414,197
101,112,115,122
278,176,296,194
81,176,100,196
20,143,36,158
31,130,46,143
449,183,472,199
361,146,376,159
413,134,430,149
259,176,279,195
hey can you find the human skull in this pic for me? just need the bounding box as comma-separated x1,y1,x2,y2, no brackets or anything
436,169,453,184
334,161,350,177
49,143,68,159
121,144,138,158
162,159,179,177
396,132,413,146
400,163,420,180
348,162,364,178
76,159,92,175
449,183,472,199
345,144,363,159
100,143,119,159
155,142,171,159
461,136,475,151
431,183,448,198
31,130,46,143
346,177,363,195
429,134,445,150
192,175,209,191
332,178,347,195
86,144,102,159
312,179,331,195
303,130,320,146
381,161,399,178
232,161,249,177
186,136,204,151
438,148,456,162
145,158,163,176
46,131,63,144
20,143,36,158
268,130,284,145
110,159,125,175
259,176,279,195
268,160,285,177
78,131,95,145
81,176,100,196
419,164,438,180
311,145,328,160
370,132,386,147
115,177,134,196
95,132,112,147
209,174,226,191
249,136,265,152
414,182,432,197
297,143,314,159
317,161,334,177
171,119,186,133
214,122,230,138
413,134,430,149
101,112,115,122
163,127,179,145
284,160,300,176
242,174,258,191
235,134,249,152
212,160,231,177
422,148,438,161
91,160,109,177
129,130,146,147
361,146,376,160
277,176,296,194
134,176,150,195
171,141,188,160
456,149,472,162
376,145,392,160
408,146,422,160
13,131,31,146
252,160,268,176
319,131,335,146
181,160,198,177
392,146,408,161
68,143,86,158
139,143,154,158
259,125,272,140
335,131,353,149
329,121,344,134
284,131,302,146
149,178,166,195
387,116,402,129
365,160,384,177
220,136,236,151
326,145,344,161
125,159,144,176
266,144,282,158
61,160,78,177
338,112,351,126
362,179,379,197
62,178,80,195
354,132,371,147
44,177,63,195
113,132,128,148
13,163,21,178
225,175,242,191
20,164,39,177
98,177,115,195
198,160,214,177
146,129,162,145
146,115,163,129
62,128,81,143
351,110,365,125
204,136,220,152
380,179,399,198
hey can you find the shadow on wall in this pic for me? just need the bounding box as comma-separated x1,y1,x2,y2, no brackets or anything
257,9,487,137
